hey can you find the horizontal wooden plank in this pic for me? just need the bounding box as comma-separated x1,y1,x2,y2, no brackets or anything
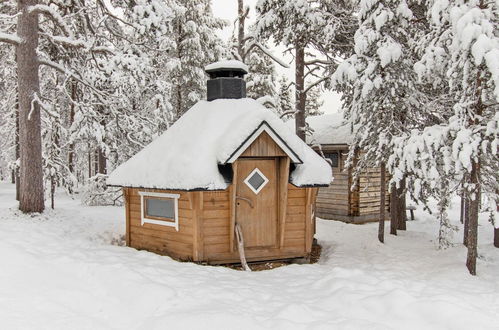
203,201,229,211
203,218,230,228
202,191,230,202
204,209,230,219
288,189,306,198
204,243,231,254
203,226,230,237
130,225,193,243
285,222,305,231
287,205,305,215
287,197,306,206
283,238,305,248
287,214,305,223
130,233,193,256
203,235,230,245
284,230,305,239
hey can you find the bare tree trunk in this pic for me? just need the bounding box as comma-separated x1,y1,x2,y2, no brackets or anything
460,184,465,224
390,184,397,235
494,227,499,248
379,162,386,243
397,178,407,230
50,176,55,209
463,195,469,246
87,147,92,178
97,147,107,174
295,43,306,141
466,159,479,275
237,0,246,61
466,70,483,275
68,82,76,177
17,0,44,213
15,68,20,201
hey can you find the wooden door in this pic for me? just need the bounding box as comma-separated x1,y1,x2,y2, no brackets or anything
236,158,277,248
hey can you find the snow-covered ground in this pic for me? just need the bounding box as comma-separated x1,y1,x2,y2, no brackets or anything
0,181,497,329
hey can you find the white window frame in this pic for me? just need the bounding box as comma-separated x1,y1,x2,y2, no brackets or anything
244,168,269,195
139,191,180,231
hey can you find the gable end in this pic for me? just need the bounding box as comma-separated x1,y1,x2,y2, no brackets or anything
223,121,302,164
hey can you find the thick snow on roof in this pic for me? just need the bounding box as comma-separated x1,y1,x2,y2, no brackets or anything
107,98,331,190
305,113,355,146
205,60,249,73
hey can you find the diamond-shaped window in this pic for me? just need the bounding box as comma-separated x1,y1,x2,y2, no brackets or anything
244,168,269,194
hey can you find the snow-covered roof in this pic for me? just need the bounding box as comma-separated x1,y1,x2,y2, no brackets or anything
305,113,355,146
107,98,331,190
205,60,249,73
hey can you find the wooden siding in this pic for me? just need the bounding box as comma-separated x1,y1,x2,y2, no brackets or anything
126,188,194,260
315,147,390,223
124,130,318,264
241,131,287,158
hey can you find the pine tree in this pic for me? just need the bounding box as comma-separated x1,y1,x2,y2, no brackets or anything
332,0,427,242
168,0,225,119
276,76,293,118
305,86,324,117
256,0,356,140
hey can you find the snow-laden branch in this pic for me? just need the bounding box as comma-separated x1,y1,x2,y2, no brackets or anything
304,77,329,94
245,40,290,68
37,58,108,102
28,5,74,38
0,31,22,45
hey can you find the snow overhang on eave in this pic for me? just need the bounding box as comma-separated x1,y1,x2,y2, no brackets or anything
223,121,303,164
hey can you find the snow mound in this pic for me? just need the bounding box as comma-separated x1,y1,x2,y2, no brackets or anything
205,60,249,73
107,98,332,190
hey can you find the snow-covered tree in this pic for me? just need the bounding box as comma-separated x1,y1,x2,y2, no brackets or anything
256,0,357,140
332,0,429,242
0,0,182,212
305,86,324,117
167,0,225,120
276,75,294,118
390,0,499,274
246,47,278,108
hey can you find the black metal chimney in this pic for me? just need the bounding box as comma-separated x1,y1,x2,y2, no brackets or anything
205,60,248,101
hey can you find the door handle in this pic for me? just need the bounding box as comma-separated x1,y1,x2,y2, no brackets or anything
236,196,254,208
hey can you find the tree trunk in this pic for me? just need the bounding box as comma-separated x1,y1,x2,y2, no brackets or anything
15,75,20,201
378,162,386,243
97,147,107,174
295,44,306,141
466,159,479,275
397,178,407,230
68,82,76,177
460,185,465,224
390,184,397,235
50,175,55,209
494,227,499,248
17,0,44,213
237,0,246,61
463,196,469,246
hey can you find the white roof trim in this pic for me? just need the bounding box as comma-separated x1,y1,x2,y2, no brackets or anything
225,122,302,164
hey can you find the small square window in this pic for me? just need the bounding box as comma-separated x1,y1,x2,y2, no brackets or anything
244,168,269,194
139,192,180,230
325,152,339,168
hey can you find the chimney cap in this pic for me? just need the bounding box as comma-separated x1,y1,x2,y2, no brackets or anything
205,60,249,75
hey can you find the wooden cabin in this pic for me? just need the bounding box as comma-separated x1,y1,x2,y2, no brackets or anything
306,114,390,223
108,61,331,264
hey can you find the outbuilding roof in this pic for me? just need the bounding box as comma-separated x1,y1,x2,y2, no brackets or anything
305,113,355,146
107,98,332,191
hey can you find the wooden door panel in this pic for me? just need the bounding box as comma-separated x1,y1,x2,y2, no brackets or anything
236,158,277,248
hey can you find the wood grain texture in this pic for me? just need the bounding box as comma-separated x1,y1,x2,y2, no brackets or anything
240,131,287,158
